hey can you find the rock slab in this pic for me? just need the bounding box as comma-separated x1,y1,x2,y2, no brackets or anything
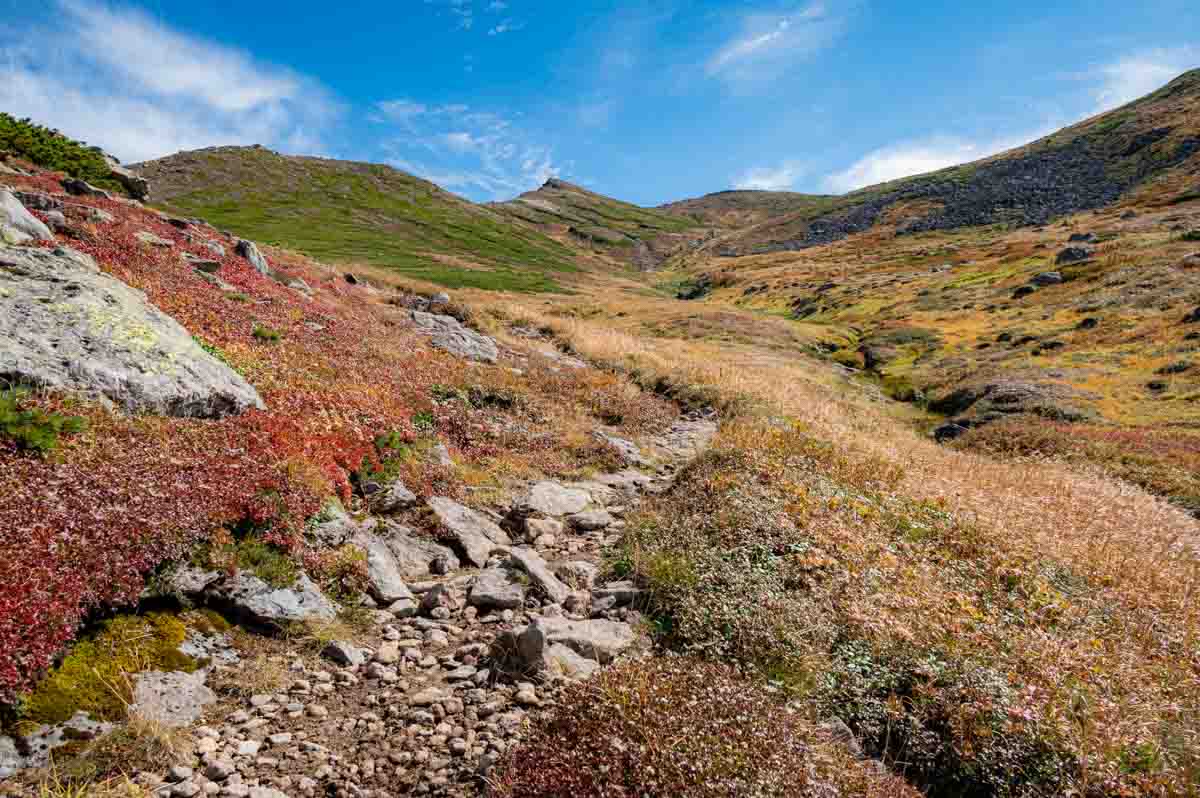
410,311,499,363
0,246,264,418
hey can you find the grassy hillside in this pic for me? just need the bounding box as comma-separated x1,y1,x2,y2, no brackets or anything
710,69,1200,256
660,188,834,228
136,146,583,292
494,179,706,269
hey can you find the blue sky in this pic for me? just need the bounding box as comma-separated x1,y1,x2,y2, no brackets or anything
0,0,1197,205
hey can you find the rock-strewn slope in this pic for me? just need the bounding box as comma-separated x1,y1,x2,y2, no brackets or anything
114,414,716,798
710,68,1200,256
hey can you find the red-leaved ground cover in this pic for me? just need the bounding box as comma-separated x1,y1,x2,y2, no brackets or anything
0,168,676,701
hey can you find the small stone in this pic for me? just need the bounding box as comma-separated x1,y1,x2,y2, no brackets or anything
236,741,261,757
204,761,236,782
171,781,202,798
168,766,195,783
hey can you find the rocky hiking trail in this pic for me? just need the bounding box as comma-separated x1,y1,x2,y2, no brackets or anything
59,413,714,798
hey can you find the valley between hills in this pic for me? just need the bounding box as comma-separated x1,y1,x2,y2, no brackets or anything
0,70,1199,798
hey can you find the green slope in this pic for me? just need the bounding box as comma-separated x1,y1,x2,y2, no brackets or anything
494,179,704,268
136,146,581,292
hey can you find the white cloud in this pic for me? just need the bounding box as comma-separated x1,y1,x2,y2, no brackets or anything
1091,46,1199,112
707,2,849,83
375,101,561,200
734,161,808,191
0,0,335,162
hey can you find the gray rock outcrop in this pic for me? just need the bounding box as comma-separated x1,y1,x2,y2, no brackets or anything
468,567,526,609
427,497,511,568
0,190,54,243
502,616,637,676
104,156,150,200
409,311,499,363
130,671,217,727
353,530,417,604
508,547,571,604
517,481,591,518
235,239,271,276
0,246,264,418
216,573,337,626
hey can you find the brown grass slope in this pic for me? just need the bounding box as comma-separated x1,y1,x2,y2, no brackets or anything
662,69,1200,517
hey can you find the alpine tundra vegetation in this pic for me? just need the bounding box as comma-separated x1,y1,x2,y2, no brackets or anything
1,3,1200,797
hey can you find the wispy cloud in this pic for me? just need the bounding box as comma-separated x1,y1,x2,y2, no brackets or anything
1090,46,1199,112
374,101,560,200
707,2,852,85
734,160,809,191
0,0,336,162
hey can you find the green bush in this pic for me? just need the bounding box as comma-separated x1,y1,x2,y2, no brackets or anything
252,325,282,343
0,388,88,453
0,113,124,193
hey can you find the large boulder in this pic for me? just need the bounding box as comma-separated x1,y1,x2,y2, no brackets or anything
427,497,511,568
353,529,416,604
0,190,54,243
235,239,271,276
215,573,337,626
410,311,499,363
516,481,591,518
502,616,637,676
104,156,150,201
378,521,461,577
469,567,526,610
0,247,264,417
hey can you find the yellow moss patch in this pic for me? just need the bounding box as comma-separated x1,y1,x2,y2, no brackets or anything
22,615,199,728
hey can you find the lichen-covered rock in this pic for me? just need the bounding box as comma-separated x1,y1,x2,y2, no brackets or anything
0,246,264,418
0,189,53,242
0,712,114,779
410,310,499,363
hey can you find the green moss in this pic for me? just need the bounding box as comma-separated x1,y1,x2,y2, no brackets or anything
22,614,198,727
192,535,298,588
